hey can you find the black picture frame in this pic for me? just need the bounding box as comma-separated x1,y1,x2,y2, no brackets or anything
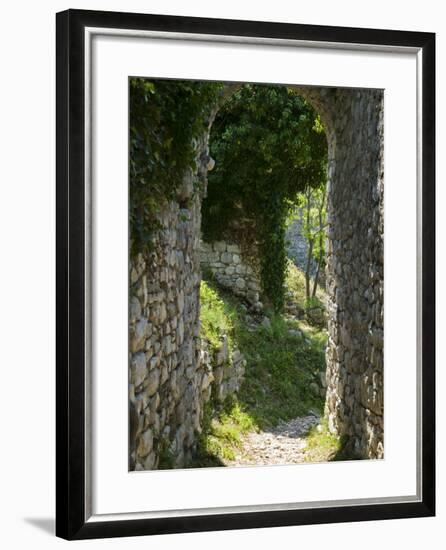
56,9,435,540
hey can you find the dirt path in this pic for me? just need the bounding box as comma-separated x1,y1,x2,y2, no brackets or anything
225,413,320,466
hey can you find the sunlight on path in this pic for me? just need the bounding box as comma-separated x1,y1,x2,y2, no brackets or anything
225,414,320,466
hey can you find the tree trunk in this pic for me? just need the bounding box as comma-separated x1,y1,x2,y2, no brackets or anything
312,244,323,298
306,238,314,301
311,186,326,298
305,188,313,300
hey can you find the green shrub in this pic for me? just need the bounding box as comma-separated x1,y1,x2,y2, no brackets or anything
199,280,238,352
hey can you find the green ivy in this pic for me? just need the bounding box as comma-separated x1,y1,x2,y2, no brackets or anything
129,78,223,256
202,84,327,312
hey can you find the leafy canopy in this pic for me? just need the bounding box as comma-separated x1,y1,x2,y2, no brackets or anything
202,84,327,311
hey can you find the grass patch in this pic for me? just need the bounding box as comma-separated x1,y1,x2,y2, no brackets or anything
199,280,238,352
285,259,327,307
285,259,308,306
285,260,327,328
191,400,255,467
236,314,326,429
304,418,341,463
192,278,330,466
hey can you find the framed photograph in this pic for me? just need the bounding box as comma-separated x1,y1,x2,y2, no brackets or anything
56,9,435,540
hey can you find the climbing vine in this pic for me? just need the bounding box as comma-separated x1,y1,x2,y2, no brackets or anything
202,84,327,312
129,78,223,256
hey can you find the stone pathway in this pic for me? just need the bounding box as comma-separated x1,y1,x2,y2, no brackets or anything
225,413,320,466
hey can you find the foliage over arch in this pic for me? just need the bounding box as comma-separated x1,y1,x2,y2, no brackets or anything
202,84,327,311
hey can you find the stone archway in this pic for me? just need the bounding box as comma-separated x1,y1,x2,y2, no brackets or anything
295,87,384,458
129,84,384,470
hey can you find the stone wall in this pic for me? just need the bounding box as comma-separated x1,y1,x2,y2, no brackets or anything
129,195,203,470
297,87,384,459
200,240,263,311
129,204,247,470
202,337,247,404
129,102,248,470
286,213,310,273
129,110,210,470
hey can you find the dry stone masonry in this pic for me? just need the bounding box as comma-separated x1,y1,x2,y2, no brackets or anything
129,85,384,469
286,213,310,272
297,87,384,459
129,107,247,470
200,240,263,311
128,195,203,470
129,201,247,470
